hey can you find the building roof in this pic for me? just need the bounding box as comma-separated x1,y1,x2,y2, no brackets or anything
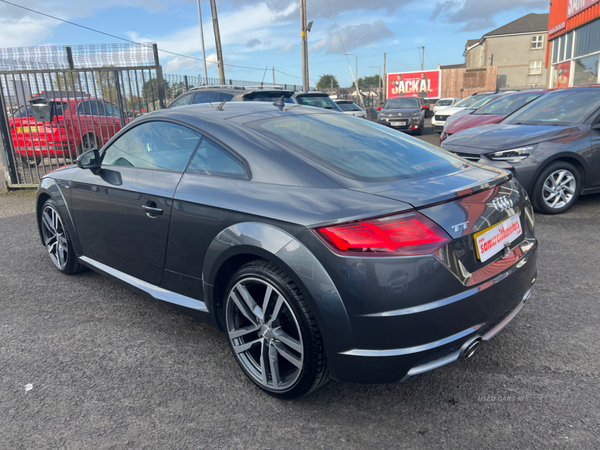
440,63,467,70
484,13,549,37
466,39,481,48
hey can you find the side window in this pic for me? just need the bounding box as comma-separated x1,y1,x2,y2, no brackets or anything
105,103,119,117
193,92,218,104
187,138,247,179
77,101,90,115
102,121,201,172
169,94,192,108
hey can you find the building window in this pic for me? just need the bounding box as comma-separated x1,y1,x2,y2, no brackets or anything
529,61,543,75
573,54,599,87
531,35,544,49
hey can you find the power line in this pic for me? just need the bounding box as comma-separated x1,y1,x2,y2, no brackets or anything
0,0,270,73
424,49,436,70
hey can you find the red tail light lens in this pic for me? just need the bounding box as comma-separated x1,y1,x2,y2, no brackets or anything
315,211,451,256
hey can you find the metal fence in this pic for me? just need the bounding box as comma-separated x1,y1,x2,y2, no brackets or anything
0,43,311,189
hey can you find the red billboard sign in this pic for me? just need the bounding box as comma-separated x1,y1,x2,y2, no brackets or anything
387,70,441,99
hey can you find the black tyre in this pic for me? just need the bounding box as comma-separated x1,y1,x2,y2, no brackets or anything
224,261,329,399
531,161,581,215
81,134,98,152
40,199,86,274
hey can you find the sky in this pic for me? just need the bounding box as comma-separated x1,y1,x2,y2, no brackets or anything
0,0,550,87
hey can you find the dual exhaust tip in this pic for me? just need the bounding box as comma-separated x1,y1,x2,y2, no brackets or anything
460,336,482,359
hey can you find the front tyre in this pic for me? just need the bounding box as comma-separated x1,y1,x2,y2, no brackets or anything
224,261,329,399
532,161,581,215
40,199,85,274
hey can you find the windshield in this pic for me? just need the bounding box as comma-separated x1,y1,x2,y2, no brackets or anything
504,89,600,126
383,98,419,109
453,95,490,108
337,102,363,112
246,113,464,183
436,99,454,107
295,95,339,110
474,92,543,116
467,94,502,110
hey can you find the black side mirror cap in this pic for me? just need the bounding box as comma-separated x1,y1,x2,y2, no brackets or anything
76,148,101,174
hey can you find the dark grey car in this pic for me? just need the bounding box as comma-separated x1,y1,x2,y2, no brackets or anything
377,97,425,135
441,87,600,214
36,103,537,399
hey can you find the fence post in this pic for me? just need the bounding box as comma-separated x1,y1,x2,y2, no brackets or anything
66,46,75,71
184,75,189,91
114,70,127,126
0,78,17,187
152,44,167,109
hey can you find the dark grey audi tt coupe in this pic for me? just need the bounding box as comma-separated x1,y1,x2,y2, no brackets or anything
36,102,537,399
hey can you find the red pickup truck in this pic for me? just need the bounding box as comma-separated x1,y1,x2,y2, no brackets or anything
10,95,124,165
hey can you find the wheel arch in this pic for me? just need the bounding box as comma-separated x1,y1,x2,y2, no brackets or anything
531,152,588,191
202,222,354,356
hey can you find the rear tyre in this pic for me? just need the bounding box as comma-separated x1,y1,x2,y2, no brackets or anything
531,161,581,215
224,261,329,399
40,199,86,274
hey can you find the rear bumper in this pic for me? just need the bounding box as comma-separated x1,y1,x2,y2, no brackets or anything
326,248,537,383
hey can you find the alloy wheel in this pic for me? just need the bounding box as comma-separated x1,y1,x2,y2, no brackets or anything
41,204,69,270
226,277,304,392
542,169,576,209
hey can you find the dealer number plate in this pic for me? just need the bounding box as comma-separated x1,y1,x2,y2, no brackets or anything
474,213,522,263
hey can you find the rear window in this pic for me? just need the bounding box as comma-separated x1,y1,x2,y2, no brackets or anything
295,95,338,110
337,102,362,112
246,114,463,183
243,92,294,103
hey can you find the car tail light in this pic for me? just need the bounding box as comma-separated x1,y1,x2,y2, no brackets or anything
315,211,451,256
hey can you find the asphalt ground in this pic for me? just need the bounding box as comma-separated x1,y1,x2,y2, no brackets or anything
1,123,600,449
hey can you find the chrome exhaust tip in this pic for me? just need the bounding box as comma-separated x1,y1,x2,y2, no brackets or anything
460,337,482,359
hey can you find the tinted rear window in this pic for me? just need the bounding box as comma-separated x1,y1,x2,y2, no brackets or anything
295,95,338,110
246,114,463,183
243,92,294,103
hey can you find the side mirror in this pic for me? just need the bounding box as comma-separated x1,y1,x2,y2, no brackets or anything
76,148,101,174
421,104,428,110
377,106,382,111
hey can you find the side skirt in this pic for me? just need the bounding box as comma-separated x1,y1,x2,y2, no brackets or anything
79,256,209,313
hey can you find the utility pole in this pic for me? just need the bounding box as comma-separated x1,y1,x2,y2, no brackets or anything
343,53,361,107
421,46,425,71
209,0,226,84
272,67,276,85
383,52,386,104
300,0,310,91
196,0,209,84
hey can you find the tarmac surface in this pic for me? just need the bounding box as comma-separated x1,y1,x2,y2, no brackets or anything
1,121,600,449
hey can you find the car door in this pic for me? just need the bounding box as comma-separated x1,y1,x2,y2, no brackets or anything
70,120,202,285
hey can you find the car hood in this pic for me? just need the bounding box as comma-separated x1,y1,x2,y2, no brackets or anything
434,106,466,116
380,108,420,115
445,114,504,134
441,123,574,152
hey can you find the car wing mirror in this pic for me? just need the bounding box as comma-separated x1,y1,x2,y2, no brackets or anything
76,148,101,174
377,106,382,111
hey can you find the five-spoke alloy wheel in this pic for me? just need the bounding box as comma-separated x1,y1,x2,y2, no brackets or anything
224,261,329,399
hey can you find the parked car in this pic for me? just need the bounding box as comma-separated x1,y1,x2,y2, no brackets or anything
443,93,511,130
441,86,600,214
36,102,537,399
376,97,426,135
335,99,367,118
431,93,497,133
169,86,341,111
440,90,547,143
433,97,461,115
10,95,123,165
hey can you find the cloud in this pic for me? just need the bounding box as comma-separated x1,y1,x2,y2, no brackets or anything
280,41,295,53
430,0,548,32
246,39,262,48
309,38,328,52
326,20,394,54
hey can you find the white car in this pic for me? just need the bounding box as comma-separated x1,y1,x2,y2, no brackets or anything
433,97,460,115
431,94,497,133
335,100,367,118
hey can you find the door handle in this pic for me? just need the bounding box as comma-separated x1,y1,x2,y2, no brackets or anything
142,204,163,217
